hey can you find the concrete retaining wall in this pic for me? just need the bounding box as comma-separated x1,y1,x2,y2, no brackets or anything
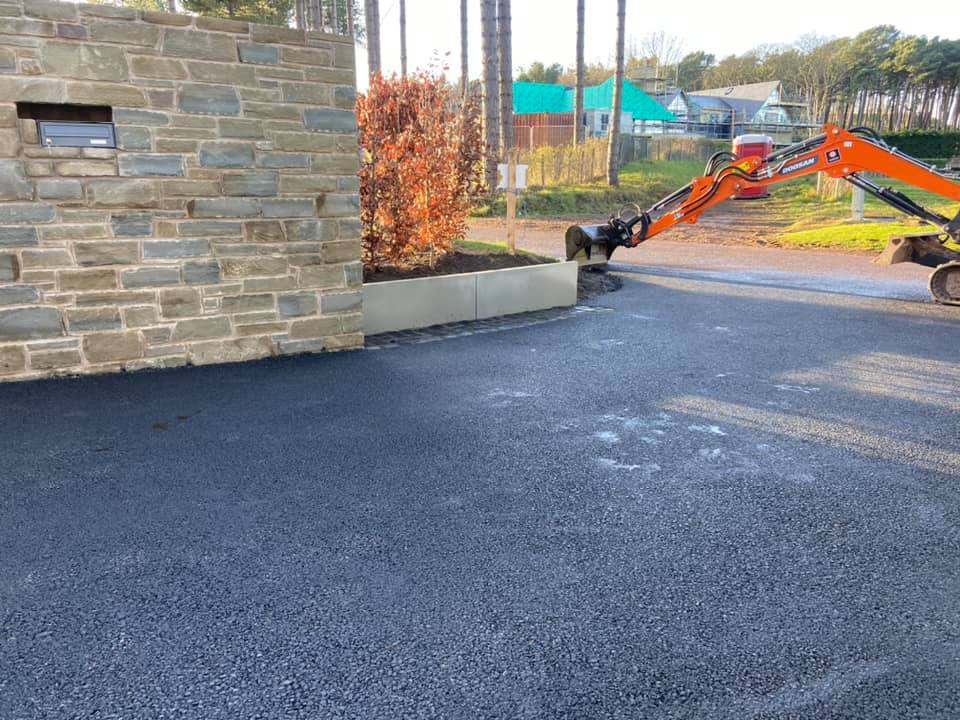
0,1,360,381
364,261,578,335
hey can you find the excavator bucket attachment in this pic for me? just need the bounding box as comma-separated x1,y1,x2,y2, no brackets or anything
565,224,617,262
875,233,960,268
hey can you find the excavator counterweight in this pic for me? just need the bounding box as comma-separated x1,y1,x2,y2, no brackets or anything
566,125,960,305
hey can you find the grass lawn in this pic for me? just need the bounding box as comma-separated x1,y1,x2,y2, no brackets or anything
472,158,959,253
455,239,556,261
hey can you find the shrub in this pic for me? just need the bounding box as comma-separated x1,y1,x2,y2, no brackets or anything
880,130,960,160
357,73,483,270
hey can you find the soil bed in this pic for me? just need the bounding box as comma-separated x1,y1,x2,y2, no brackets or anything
364,249,550,283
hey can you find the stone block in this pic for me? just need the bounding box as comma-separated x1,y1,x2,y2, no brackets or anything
89,21,160,47
25,0,77,21
198,141,254,168
155,138,196,153
289,316,340,340
221,293,274,314
36,178,82,200
0,77,65,103
321,240,361,263
59,268,117,291
272,132,336,153
30,348,82,370
238,42,279,65
42,42,128,81
21,249,71,269
338,218,362,239
0,204,54,224
218,118,263,139
0,48,13,74
0,105,16,128
188,336,273,365
250,25,304,45
0,345,27,375
123,305,159,327
129,55,187,80
56,24,88,40
67,306,122,332
304,67,355,85
171,316,231,341
2,18,54,38
178,83,241,116
160,287,201,319
111,213,152,237
242,102,301,121
0,253,17,282
334,43,354,69
244,276,297,292
66,82,146,107
338,176,360,192
75,240,139,267
312,153,359,174
177,220,242,237
162,28,237,62
220,256,288,277
188,198,260,218
278,337,324,355
119,154,184,177
333,85,356,110
318,193,359,218
187,61,257,87
83,331,143,363
41,224,107,242
115,126,152,151
243,220,285,243
0,284,39,305
196,16,249,33
74,290,155,307
144,240,210,258
0,160,33,200
141,11,193,26
279,175,337,194
0,306,63,340
79,4,137,18
182,259,220,285
304,107,357,134
260,199,316,218
0,226,39,247
280,82,329,105
55,160,117,176
121,267,181,288
281,47,333,67
299,264,344,289
320,291,362,313
87,179,160,208
278,292,318,318
114,109,170,127
285,219,336,243
344,261,362,287
257,152,310,169
162,180,220,197
222,172,278,197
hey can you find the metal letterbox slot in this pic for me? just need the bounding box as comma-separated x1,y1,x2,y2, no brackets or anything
38,121,116,149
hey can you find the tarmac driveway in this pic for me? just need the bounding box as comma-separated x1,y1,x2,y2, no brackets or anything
2,272,959,719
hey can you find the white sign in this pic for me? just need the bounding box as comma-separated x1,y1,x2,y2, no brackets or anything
497,163,528,190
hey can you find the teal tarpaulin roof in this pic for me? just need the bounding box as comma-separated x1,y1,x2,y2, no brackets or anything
513,77,676,121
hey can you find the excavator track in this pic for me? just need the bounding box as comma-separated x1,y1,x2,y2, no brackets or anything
929,262,960,306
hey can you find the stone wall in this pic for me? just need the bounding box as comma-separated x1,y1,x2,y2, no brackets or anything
0,0,361,381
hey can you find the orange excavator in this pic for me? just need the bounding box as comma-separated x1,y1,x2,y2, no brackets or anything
565,125,960,305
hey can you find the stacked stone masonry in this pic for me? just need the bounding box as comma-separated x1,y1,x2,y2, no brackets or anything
0,0,361,381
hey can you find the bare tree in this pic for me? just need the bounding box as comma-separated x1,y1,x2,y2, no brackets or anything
295,0,305,29
481,0,500,190
460,0,468,97
497,0,513,152
638,30,684,83
607,0,625,187
575,0,585,143
399,0,407,76
364,0,380,76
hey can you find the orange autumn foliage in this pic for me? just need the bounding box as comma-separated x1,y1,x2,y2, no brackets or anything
357,72,483,269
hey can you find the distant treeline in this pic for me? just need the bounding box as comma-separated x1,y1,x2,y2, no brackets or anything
675,26,960,132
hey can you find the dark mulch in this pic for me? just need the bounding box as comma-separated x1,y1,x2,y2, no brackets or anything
578,267,623,300
364,251,547,283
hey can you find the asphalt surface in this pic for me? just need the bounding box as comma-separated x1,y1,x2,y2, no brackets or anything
2,271,959,719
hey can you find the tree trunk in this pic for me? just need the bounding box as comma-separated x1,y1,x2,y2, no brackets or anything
574,0,585,144
364,0,380,77
399,0,407,76
947,85,960,130
295,0,305,29
167,0,176,12
460,0,469,97
606,0,625,186
497,0,513,152
481,0,500,190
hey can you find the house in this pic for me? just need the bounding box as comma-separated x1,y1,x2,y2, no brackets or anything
512,78,676,148
688,80,806,126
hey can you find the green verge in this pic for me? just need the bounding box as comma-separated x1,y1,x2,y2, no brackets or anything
454,239,557,262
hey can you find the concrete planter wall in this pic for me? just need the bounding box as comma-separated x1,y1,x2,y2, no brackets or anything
363,260,578,335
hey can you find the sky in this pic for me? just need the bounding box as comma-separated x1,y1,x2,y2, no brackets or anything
355,0,956,89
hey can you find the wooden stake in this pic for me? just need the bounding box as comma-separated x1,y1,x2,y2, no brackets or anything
506,150,517,255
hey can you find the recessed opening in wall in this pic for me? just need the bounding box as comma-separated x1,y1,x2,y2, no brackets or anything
16,103,115,149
